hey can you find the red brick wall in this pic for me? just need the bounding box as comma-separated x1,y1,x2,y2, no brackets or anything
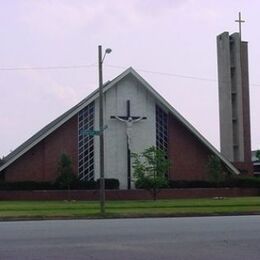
168,114,212,180
3,109,242,183
0,188,259,201
5,115,78,182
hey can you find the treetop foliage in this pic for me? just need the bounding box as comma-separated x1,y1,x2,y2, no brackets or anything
132,146,170,200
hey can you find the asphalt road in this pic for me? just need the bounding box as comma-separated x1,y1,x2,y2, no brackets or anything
0,216,260,259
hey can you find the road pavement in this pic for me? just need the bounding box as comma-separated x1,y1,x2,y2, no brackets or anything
0,216,260,259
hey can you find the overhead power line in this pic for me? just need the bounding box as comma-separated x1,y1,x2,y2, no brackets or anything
0,62,260,86
0,63,96,71
105,64,217,83
105,64,260,87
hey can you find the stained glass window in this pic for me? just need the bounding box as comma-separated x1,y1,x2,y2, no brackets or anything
78,102,95,181
156,105,168,154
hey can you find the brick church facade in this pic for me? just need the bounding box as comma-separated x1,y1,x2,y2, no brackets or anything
0,68,240,189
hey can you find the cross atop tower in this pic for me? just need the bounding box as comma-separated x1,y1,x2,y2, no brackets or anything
235,12,245,41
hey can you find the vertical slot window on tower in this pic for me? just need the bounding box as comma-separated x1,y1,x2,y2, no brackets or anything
78,101,95,181
156,105,168,155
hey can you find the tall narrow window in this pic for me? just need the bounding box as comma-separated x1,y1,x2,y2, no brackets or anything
156,105,168,154
78,102,95,181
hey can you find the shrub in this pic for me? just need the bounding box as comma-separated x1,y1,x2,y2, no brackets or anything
71,179,97,190
168,176,260,189
0,181,54,191
96,178,120,190
225,176,260,188
168,180,213,189
0,178,120,191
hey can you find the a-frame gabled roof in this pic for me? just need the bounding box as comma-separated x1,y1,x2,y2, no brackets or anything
0,67,239,174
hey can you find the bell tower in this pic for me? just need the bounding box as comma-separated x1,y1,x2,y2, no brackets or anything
217,13,252,174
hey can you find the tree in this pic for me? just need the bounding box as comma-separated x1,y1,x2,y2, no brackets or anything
132,146,170,200
55,153,76,200
207,155,229,183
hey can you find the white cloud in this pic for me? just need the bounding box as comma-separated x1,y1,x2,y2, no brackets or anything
20,1,105,36
18,0,192,37
18,69,79,105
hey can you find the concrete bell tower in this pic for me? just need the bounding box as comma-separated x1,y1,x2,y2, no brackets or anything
217,13,252,174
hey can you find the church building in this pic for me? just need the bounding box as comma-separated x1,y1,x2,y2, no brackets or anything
0,67,239,189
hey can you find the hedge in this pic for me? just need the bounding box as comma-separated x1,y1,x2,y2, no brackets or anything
0,178,120,191
168,176,260,189
1,177,259,191
96,178,120,190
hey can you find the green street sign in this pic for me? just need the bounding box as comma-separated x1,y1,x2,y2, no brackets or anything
80,130,100,136
80,126,108,137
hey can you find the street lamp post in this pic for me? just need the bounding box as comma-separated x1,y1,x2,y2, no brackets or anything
98,45,112,215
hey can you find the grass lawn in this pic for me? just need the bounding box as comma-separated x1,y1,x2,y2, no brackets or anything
0,197,260,220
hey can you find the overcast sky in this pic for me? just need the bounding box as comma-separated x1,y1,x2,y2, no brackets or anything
1,0,260,158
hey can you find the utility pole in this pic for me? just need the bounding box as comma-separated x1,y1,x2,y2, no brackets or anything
98,45,105,215
98,45,112,215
